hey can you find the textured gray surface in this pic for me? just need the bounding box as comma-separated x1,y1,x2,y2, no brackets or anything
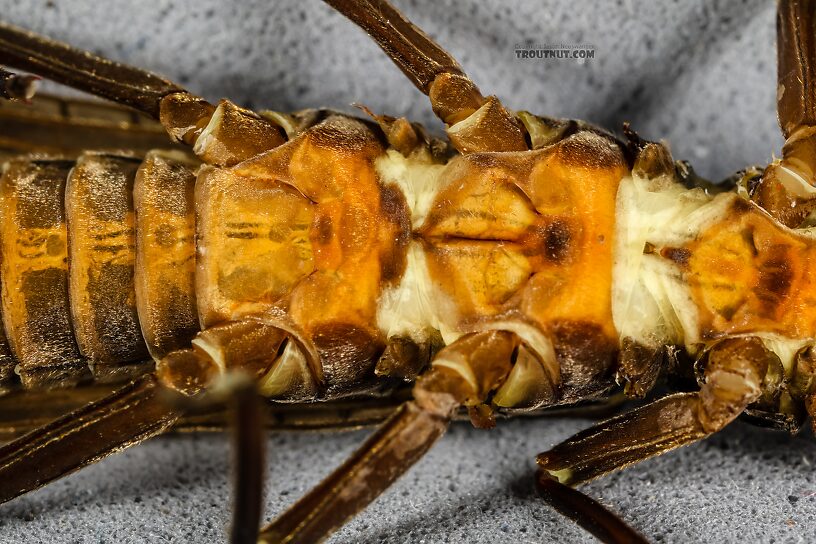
0,0,813,542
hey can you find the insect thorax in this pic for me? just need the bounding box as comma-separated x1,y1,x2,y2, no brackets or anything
196,113,629,405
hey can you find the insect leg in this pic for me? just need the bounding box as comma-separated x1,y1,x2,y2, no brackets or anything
0,67,37,101
0,313,315,514
260,329,647,544
0,22,182,118
776,0,816,139
258,399,449,544
749,0,816,227
323,0,529,153
155,318,313,542
146,369,269,544
0,314,294,507
0,23,286,162
535,474,649,544
258,330,525,543
228,378,265,544
0,373,181,504
537,336,772,486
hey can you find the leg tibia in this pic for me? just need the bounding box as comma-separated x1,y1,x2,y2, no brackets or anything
259,329,525,543
538,337,772,485
777,0,816,138
538,392,707,485
258,400,449,544
0,374,179,505
228,378,265,544
324,0,466,93
0,22,182,117
751,0,816,226
0,23,286,163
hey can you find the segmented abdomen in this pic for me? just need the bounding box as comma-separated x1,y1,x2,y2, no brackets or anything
0,150,199,392
0,102,631,407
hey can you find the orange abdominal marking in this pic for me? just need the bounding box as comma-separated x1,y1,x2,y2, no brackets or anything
421,133,626,343
200,117,410,337
685,200,816,340
194,114,627,398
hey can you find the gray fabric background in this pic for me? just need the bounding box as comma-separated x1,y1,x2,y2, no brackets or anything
0,1,813,542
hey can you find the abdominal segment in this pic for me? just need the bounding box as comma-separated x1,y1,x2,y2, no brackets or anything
3,104,813,418
0,159,85,388
684,199,816,341
197,121,627,402
0,112,628,406
0,153,154,389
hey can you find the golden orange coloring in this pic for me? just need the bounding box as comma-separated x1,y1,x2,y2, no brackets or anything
194,119,626,397
421,132,627,344
685,200,816,340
